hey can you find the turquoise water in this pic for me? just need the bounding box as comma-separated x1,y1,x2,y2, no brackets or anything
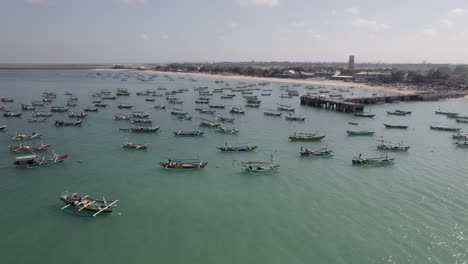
1,69,468,264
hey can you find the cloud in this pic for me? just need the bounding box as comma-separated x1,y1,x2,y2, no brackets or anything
238,0,279,7
140,34,149,40
331,9,337,16
352,18,390,31
218,35,226,41
451,8,466,15
422,28,437,37
346,7,360,15
25,0,48,4
228,22,238,29
122,0,146,4
438,19,453,29
161,34,169,40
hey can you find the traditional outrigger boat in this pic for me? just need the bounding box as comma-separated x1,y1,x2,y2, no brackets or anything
170,109,187,116
50,106,68,112
277,104,294,112
218,143,257,152
376,140,410,151
300,146,333,158
132,119,152,124
102,96,116,100
1,97,14,102
384,124,408,129
21,104,36,111
289,132,325,141
55,119,82,126
8,142,51,152
241,155,280,174
3,111,22,117
196,108,216,114
118,104,133,109
33,111,52,117
68,111,87,118
132,112,150,118
430,125,460,132
159,158,208,169
387,110,412,116
60,191,119,217
455,140,468,148
173,130,204,136
346,130,374,136
83,106,98,112
121,138,147,149
131,126,160,133
264,111,282,117
114,113,131,120
435,110,458,116
209,104,226,109
348,122,358,125
285,114,305,121
230,107,245,114
220,94,235,99
176,114,192,120
246,102,261,108
217,116,235,123
14,151,69,167
94,103,107,107
215,126,239,134
199,119,221,128
352,154,395,166
10,132,41,141
116,88,131,96
145,98,155,102
154,105,166,110
354,112,375,118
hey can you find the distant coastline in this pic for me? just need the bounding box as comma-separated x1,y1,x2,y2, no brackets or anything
0,64,109,69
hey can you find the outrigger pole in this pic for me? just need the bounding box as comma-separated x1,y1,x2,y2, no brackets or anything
92,200,119,217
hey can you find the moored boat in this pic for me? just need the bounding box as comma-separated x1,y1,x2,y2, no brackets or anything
10,132,42,141
285,114,305,121
384,124,408,129
300,146,333,158
430,125,460,132
352,154,395,166
387,110,412,116
50,106,68,112
376,140,410,151
346,130,374,136
60,191,119,217
8,142,51,152
289,132,325,141
264,111,282,117
14,151,68,167
55,119,82,126
3,111,22,117
131,126,160,133
118,104,133,109
218,143,257,152
121,138,147,149
354,112,375,118
114,113,131,120
216,116,235,123
68,111,87,118
215,126,239,134
173,130,204,136
159,158,208,169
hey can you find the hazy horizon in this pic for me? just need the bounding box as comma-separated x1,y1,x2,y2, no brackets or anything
2,0,468,64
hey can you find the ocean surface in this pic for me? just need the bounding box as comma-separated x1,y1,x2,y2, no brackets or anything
0,69,467,264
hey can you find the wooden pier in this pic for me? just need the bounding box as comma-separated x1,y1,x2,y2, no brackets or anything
300,92,467,112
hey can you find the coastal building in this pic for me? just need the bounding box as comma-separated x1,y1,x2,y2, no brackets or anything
314,70,340,79
348,55,355,71
354,71,391,82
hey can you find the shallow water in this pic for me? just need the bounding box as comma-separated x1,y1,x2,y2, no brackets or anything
0,69,467,264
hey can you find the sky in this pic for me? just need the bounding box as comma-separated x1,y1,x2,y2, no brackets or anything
1,0,468,64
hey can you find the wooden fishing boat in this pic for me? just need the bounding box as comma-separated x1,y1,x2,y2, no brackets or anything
33,111,52,117
277,104,294,112
68,111,87,118
241,158,279,174
21,104,36,111
55,119,82,126
216,116,235,123
94,103,107,107
132,112,150,118
121,138,147,149
452,132,468,140
430,125,461,132
195,99,210,104
0,125,7,130
230,107,245,114
31,101,45,106
8,142,51,152
384,124,408,129
132,119,152,124
50,106,68,112
114,113,131,120
261,93,271,96
209,104,226,109
145,98,155,102
435,110,458,116
3,111,22,117
285,114,305,121
456,119,468,123
348,122,358,126
246,102,261,108
354,112,375,118
264,111,282,117
387,110,412,116
10,132,42,141
176,114,192,120
220,94,235,99
346,130,374,136
170,109,187,116
289,132,325,141
376,140,410,151
352,154,395,166
154,105,166,109
455,141,468,148
83,106,98,112
118,104,133,109
13,152,68,167
159,158,208,169
60,191,119,217
200,119,221,128
218,143,257,152
173,130,204,136
1,97,14,102
102,96,116,100
196,108,216,114
300,146,333,157
131,126,160,133
215,126,239,134
116,88,130,96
